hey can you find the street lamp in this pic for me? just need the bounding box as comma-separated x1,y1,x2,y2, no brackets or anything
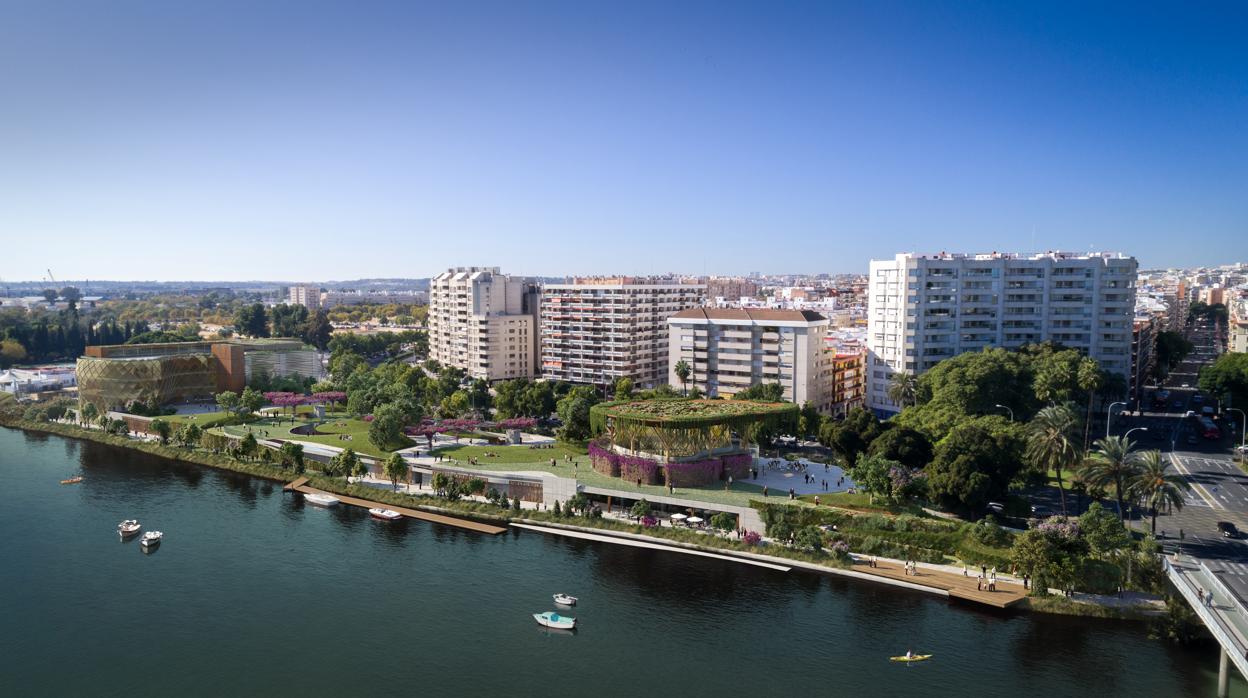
994,404,1014,422
1227,408,1246,463
1106,401,1127,439
1123,427,1149,444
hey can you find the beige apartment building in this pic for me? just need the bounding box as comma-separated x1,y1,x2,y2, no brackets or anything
667,308,832,409
288,284,322,311
429,267,540,381
541,277,704,388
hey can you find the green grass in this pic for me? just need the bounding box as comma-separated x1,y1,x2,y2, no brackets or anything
437,442,587,464
162,411,238,429
794,491,929,515
221,414,411,458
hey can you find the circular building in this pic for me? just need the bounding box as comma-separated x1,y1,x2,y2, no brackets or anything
588,399,798,486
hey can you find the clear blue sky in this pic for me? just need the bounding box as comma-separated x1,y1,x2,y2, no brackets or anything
1,1,1245,281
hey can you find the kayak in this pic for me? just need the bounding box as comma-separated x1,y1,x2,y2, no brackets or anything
890,655,933,663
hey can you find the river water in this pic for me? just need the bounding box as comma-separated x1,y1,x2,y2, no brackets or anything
1,427,1240,697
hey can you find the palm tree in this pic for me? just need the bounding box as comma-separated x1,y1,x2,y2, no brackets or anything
1025,404,1080,516
674,359,691,396
1081,436,1142,522
1129,450,1191,534
886,371,918,409
1076,358,1101,452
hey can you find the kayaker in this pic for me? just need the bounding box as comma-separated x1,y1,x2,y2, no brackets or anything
906,650,913,660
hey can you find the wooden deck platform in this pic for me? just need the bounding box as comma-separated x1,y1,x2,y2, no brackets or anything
283,476,310,491
289,482,506,535
852,558,1026,609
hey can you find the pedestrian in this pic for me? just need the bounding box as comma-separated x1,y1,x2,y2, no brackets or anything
1024,574,1030,590
763,486,769,497
814,496,820,506
789,488,795,500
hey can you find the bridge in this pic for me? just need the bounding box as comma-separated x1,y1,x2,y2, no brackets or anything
1165,555,1248,697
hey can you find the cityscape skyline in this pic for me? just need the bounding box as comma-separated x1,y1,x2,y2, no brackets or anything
3,1,1246,281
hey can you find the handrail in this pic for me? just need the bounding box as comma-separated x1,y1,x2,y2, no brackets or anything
1200,560,1248,619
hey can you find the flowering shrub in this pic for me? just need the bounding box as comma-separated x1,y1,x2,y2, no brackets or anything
721,453,754,478
619,455,660,484
666,458,724,487
742,531,762,546
496,417,537,430
362,414,374,422
641,515,658,529
830,540,852,560
1036,517,1080,539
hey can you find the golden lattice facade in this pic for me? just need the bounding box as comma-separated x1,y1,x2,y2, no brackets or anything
76,354,218,411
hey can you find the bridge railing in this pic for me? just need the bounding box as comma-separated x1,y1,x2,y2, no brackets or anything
1163,556,1248,680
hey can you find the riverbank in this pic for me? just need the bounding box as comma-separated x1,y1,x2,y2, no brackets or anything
0,413,1164,620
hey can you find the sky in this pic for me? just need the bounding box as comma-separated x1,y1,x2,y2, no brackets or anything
1,0,1246,281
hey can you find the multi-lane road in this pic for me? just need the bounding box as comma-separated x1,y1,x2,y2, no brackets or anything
1128,319,1248,601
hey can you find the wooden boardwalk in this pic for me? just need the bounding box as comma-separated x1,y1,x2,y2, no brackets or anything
283,476,310,491
289,481,506,535
852,558,1026,608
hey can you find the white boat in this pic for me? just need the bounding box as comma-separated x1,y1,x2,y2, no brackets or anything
140,531,163,547
304,493,340,507
118,520,141,538
369,508,402,521
553,593,578,606
533,611,576,629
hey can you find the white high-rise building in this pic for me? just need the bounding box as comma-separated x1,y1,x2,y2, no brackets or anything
541,277,704,388
667,308,832,408
429,267,539,381
288,284,322,311
866,251,1138,414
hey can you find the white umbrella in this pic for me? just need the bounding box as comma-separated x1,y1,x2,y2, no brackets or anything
669,513,687,521
687,516,704,524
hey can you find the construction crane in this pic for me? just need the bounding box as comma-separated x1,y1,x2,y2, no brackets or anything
46,268,57,284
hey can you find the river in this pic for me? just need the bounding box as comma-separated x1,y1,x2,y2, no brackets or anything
0,426,1240,697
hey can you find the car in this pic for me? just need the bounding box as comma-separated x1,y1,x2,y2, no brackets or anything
1185,410,1197,418
1235,444,1248,453
1217,522,1242,539
986,502,1005,513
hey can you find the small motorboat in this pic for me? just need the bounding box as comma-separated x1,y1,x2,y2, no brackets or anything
304,493,340,507
60,476,83,485
369,508,402,521
890,654,932,663
533,611,576,630
553,593,578,606
118,520,141,538
140,531,163,548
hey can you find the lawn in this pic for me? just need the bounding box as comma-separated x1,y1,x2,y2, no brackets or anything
794,491,929,515
435,443,776,508
162,411,238,429
221,414,411,458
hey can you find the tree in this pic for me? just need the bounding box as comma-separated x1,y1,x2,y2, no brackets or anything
853,454,903,503
151,419,172,445
175,422,202,448
384,453,408,491
279,442,304,471
1025,404,1080,517
630,499,652,520
896,347,1036,441
439,390,470,418
467,378,492,415
865,427,932,470
794,526,823,553
613,377,634,400
81,402,98,427
240,387,265,415
41,288,58,304
1077,502,1130,558
368,403,408,452
674,359,691,396
798,401,821,438
818,407,887,468
1153,331,1193,379
886,371,918,408
556,385,600,442
925,417,1024,513
734,382,785,402
709,512,737,532
214,391,241,416
234,303,270,338
1129,450,1190,534
1010,525,1082,596
1081,436,1142,523
1076,357,1103,452
240,431,258,460
59,286,82,308
1199,352,1248,412
302,309,333,350
0,339,27,368
349,452,369,480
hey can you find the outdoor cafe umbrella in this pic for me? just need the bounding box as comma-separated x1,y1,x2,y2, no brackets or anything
686,516,704,525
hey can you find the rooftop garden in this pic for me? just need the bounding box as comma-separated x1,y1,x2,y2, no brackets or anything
590,398,797,430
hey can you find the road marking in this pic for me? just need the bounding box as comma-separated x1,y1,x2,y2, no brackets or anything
1171,454,1226,511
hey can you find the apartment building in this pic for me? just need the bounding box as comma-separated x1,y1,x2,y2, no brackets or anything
667,308,831,408
288,284,322,311
429,267,540,381
541,277,704,388
1230,297,1248,354
1131,316,1157,406
866,251,1139,414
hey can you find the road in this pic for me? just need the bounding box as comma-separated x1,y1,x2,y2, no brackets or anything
1121,318,1248,604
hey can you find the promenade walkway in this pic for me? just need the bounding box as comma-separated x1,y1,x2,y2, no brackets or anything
849,557,1026,609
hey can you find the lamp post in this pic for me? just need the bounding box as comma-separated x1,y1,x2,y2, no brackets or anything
1123,427,1149,445
994,404,1014,422
1106,401,1127,439
1228,408,1246,464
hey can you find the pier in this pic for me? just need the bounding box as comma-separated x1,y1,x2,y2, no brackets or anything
287,480,506,535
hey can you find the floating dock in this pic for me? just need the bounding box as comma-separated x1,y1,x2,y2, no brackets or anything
287,480,506,535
